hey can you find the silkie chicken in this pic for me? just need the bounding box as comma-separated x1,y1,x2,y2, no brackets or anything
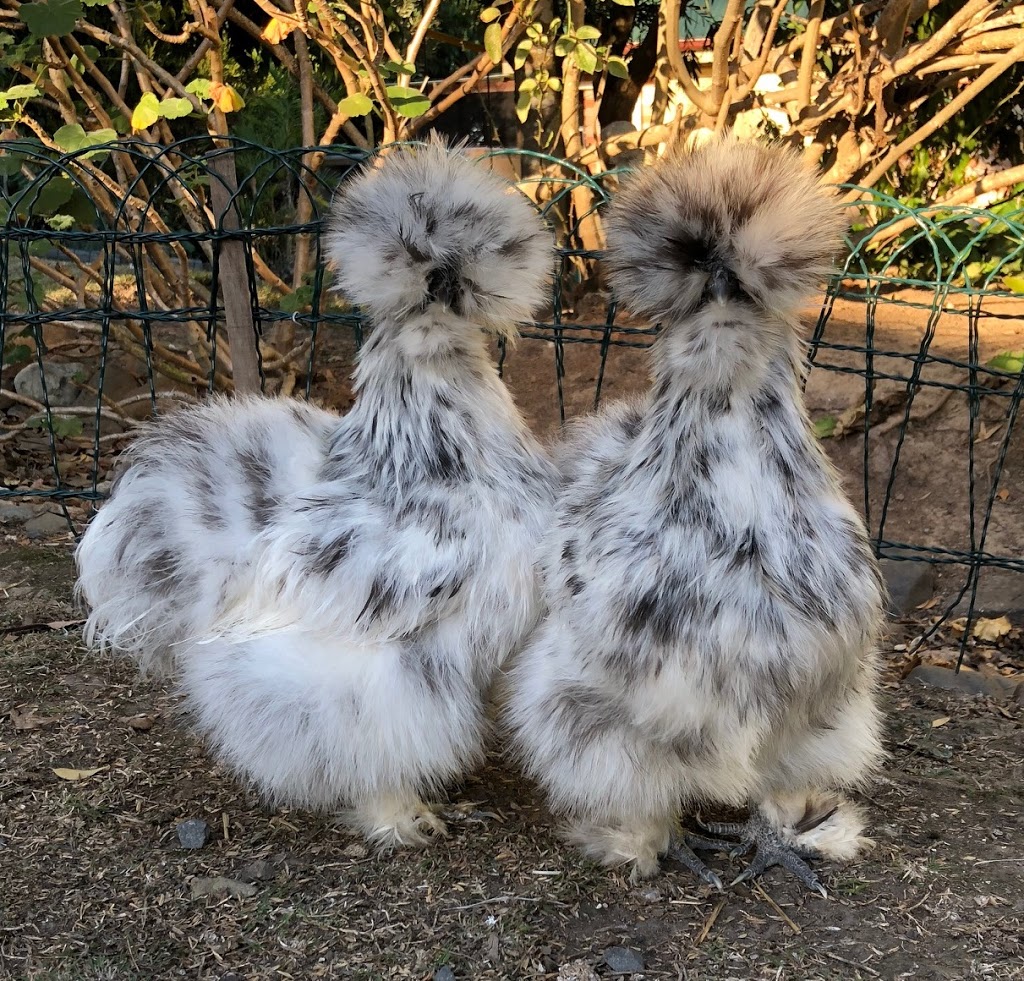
76,140,556,847
504,137,885,894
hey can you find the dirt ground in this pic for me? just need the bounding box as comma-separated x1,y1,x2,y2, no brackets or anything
3,289,1024,979
1,542,1023,981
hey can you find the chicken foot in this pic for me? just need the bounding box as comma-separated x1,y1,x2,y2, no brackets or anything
686,812,829,897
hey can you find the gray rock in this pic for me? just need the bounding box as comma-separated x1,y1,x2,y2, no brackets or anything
603,947,645,974
953,570,1024,616
237,858,276,882
23,511,70,539
14,361,86,408
433,968,456,981
176,818,210,849
906,664,1022,701
190,876,257,899
0,500,39,525
879,555,936,615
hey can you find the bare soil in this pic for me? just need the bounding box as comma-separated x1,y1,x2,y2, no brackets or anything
1,542,1023,980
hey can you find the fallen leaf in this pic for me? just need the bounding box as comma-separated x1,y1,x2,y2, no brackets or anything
46,619,85,630
974,422,1002,443
931,716,951,728
125,713,158,732
972,615,1013,642
915,595,940,611
52,766,107,781
10,706,57,730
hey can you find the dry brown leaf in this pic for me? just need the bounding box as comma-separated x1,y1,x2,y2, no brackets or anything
972,616,1013,642
125,713,158,732
996,488,1010,502
9,706,57,730
931,716,951,728
52,766,107,781
974,422,1002,443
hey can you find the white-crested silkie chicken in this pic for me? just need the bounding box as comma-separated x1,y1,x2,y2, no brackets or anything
504,137,885,894
76,140,557,847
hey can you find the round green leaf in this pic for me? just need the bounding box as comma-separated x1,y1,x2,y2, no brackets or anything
17,0,83,37
1003,275,1024,294
554,36,575,57
484,21,503,64
158,97,194,120
513,39,533,70
480,6,501,23
185,78,212,100
611,0,635,5
515,89,532,124
574,42,598,74
605,55,629,79
337,92,374,117
813,415,837,439
575,25,601,41
385,85,430,119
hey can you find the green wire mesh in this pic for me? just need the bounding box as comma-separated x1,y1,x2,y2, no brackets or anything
2,139,1023,647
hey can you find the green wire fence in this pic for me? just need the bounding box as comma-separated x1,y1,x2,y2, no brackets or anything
2,138,1023,645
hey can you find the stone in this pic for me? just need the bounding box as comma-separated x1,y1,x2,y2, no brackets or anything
237,858,276,882
879,555,936,615
176,818,210,849
190,876,257,900
13,361,86,408
603,947,645,974
906,664,1022,701
635,886,662,904
0,500,39,525
953,570,1024,616
433,968,457,981
23,511,71,539
557,961,599,981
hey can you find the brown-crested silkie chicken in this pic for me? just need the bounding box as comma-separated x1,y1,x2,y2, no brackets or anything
76,140,557,847
504,137,885,893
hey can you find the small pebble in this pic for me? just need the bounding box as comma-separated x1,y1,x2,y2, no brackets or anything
176,818,210,849
433,968,456,981
190,876,257,899
238,858,276,882
603,946,645,974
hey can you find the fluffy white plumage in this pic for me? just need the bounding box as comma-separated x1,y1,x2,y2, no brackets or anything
504,138,885,887
76,140,556,846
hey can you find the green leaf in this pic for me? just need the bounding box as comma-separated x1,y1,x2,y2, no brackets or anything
554,36,575,57
131,92,160,131
17,0,83,37
0,84,40,104
513,39,533,70
605,55,629,79
575,25,601,41
813,415,837,439
45,213,74,231
185,78,212,100
51,416,84,438
574,42,598,73
515,88,532,124
1003,275,1024,294
280,285,314,313
337,92,373,116
480,6,501,23
23,175,74,217
158,97,193,119
380,59,416,75
3,343,32,365
986,351,1024,374
53,123,116,155
484,21,503,64
385,85,430,119
547,76,562,91
611,0,634,5
519,77,537,93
